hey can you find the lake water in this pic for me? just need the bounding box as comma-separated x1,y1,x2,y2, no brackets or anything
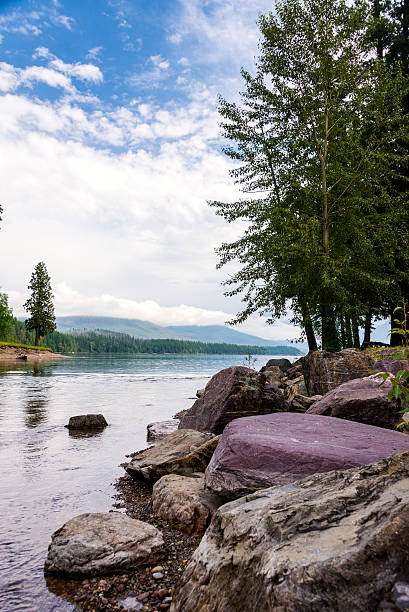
0,353,295,611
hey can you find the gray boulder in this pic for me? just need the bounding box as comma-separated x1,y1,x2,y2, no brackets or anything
44,512,164,576
306,374,401,429
302,349,373,395
260,358,292,373
152,473,224,537
205,412,409,500
147,419,179,441
65,414,108,429
171,452,409,612
178,366,289,434
125,430,219,481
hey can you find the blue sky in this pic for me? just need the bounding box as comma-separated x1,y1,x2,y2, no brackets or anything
0,0,308,341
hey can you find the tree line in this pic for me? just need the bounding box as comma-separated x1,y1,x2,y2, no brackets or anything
3,319,300,355
211,0,409,352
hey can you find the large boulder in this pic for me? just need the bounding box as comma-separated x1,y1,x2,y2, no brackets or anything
125,430,219,481
260,358,292,373
152,473,225,537
65,414,108,429
171,453,409,612
306,374,401,429
178,366,289,434
44,512,164,576
147,419,179,441
205,412,409,500
302,349,373,395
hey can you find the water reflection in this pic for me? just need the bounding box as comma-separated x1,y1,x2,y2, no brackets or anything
24,384,50,429
68,428,106,439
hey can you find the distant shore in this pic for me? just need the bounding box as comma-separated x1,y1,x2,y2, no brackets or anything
0,345,69,361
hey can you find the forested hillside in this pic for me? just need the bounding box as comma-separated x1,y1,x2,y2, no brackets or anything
5,319,301,355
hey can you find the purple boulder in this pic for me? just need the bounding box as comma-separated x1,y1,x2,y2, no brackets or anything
178,366,289,435
205,412,409,500
306,375,401,429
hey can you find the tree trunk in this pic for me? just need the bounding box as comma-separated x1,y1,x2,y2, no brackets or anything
321,300,341,352
364,312,372,345
299,297,318,352
345,315,353,348
352,318,360,349
35,327,40,346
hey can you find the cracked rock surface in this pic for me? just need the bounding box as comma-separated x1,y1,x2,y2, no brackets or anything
172,452,409,612
44,512,164,576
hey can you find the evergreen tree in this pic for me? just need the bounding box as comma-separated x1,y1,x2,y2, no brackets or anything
0,292,13,339
23,262,56,346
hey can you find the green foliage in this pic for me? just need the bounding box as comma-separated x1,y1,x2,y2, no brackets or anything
23,262,56,346
374,301,409,427
5,320,301,355
0,292,13,339
210,0,409,351
0,341,51,351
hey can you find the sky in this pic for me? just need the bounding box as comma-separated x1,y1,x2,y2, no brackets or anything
0,0,305,342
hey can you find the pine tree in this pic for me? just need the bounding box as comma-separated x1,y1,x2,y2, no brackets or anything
0,292,13,339
23,262,56,346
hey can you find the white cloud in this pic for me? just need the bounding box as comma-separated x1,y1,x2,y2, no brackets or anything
51,14,75,30
150,55,170,70
8,283,301,342
168,32,182,44
86,46,103,61
49,58,103,84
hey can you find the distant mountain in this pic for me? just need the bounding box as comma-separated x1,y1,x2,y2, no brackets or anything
56,316,181,339
165,324,290,347
55,316,302,349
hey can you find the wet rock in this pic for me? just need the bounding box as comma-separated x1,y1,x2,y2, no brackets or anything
205,412,409,500
306,375,401,429
260,358,292,373
152,473,225,537
147,420,179,441
65,414,108,429
44,512,164,576
302,349,373,395
124,430,219,482
172,453,409,612
178,366,289,434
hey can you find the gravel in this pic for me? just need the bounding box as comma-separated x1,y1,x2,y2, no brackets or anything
46,474,201,611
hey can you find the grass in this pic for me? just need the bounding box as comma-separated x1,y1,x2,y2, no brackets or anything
0,341,52,352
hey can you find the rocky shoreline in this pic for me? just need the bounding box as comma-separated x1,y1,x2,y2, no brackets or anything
43,348,409,611
0,345,69,361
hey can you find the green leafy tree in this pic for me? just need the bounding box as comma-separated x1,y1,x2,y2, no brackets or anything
211,0,407,351
23,262,56,346
0,292,13,339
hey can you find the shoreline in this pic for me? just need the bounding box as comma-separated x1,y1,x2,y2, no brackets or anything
0,345,69,361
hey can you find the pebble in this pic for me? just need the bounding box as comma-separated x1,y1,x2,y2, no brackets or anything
152,572,164,580
152,566,164,573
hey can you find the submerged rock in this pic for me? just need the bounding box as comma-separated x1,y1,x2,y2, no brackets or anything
44,512,164,576
125,430,219,481
172,452,409,612
178,366,289,434
65,414,108,429
152,473,224,537
147,420,179,441
205,412,409,499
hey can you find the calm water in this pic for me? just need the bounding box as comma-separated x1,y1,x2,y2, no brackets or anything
0,352,291,611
